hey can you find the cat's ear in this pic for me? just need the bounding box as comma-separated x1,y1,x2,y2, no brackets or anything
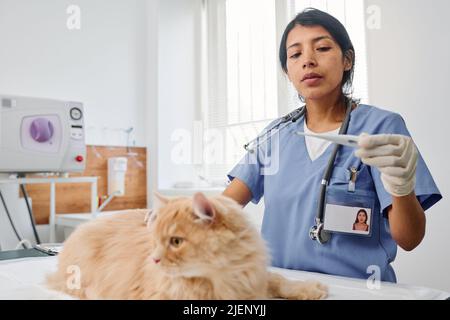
193,192,215,224
153,192,169,210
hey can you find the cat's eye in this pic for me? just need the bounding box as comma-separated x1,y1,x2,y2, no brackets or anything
170,237,184,248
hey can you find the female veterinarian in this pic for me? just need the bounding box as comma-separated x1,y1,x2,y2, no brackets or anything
223,8,441,282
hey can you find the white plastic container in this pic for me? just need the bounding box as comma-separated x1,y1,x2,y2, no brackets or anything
107,157,128,196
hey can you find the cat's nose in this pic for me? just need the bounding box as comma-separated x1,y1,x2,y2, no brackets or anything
153,258,161,264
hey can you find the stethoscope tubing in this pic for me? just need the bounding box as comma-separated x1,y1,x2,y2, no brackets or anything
243,98,355,244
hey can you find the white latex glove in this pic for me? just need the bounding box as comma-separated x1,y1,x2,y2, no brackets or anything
355,134,418,197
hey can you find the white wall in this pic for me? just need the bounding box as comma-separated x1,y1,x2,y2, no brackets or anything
0,0,148,147
365,0,450,292
146,0,159,207
157,0,203,189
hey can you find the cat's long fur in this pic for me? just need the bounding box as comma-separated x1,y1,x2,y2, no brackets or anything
46,193,327,300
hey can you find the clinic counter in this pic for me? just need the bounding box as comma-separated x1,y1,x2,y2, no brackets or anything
0,248,51,261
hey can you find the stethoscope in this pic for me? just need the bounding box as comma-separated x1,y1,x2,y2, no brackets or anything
244,98,354,245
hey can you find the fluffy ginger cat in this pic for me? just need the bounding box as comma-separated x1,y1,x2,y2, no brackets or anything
46,192,327,300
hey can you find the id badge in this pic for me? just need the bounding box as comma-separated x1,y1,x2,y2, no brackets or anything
323,187,376,237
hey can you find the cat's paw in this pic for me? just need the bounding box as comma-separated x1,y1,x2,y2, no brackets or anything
301,281,328,300
287,280,328,300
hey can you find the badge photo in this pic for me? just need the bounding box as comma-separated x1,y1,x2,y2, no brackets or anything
324,204,372,236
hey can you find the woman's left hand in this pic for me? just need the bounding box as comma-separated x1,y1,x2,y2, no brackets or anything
355,134,418,197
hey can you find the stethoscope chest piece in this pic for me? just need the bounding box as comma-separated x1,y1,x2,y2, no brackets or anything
309,222,331,245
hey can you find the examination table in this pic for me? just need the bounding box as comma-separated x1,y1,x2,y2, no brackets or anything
0,250,448,300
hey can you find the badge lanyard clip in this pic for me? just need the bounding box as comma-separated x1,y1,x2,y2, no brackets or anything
348,167,358,193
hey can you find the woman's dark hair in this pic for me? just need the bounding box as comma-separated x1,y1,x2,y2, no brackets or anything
279,8,355,97
354,209,368,224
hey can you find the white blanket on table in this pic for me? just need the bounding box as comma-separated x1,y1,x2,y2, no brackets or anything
0,256,448,300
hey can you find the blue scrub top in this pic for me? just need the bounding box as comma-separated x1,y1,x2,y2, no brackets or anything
227,104,442,283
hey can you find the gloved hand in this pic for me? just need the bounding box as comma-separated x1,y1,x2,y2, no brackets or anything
355,134,418,197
